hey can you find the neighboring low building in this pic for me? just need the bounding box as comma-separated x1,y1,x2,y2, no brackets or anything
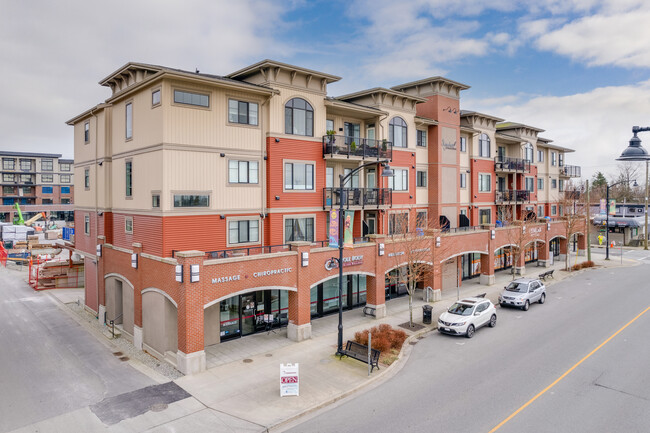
68,60,584,374
0,151,74,223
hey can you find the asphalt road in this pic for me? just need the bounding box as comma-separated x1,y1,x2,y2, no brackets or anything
286,256,650,433
0,266,155,433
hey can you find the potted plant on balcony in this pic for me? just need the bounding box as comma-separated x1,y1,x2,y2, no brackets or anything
350,140,357,153
381,139,388,152
326,130,336,143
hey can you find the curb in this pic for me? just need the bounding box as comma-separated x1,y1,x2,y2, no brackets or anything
267,323,435,432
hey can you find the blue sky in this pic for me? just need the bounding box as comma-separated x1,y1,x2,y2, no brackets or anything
2,0,650,180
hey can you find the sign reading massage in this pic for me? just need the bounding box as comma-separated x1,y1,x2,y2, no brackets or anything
212,267,293,284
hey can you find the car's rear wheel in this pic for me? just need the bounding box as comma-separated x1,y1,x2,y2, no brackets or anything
489,314,497,328
466,324,475,338
539,293,546,304
522,300,530,311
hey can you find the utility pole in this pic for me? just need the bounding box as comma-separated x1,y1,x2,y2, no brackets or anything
586,180,591,262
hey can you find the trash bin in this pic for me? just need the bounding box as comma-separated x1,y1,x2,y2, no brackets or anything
422,305,433,324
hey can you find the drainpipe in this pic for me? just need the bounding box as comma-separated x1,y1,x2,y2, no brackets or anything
261,95,272,247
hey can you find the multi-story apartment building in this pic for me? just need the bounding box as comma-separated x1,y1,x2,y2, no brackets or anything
0,151,74,223
68,61,583,374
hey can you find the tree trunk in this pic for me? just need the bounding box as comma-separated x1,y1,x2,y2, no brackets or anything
408,288,413,327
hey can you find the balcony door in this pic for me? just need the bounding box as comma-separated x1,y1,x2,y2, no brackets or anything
366,169,376,188
497,177,506,192
344,122,360,145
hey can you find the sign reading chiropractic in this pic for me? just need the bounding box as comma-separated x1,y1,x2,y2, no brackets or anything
211,267,293,284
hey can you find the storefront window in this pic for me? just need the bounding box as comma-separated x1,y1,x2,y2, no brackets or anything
220,297,240,340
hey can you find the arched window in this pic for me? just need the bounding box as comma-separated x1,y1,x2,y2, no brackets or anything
285,98,313,136
479,133,491,157
389,117,407,148
524,142,533,162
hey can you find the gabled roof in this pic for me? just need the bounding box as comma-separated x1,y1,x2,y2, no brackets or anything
98,62,277,101
336,87,428,104
460,110,504,123
226,59,341,84
391,76,470,92
496,122,545,133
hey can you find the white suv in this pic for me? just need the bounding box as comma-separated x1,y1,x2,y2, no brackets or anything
437,297,497,338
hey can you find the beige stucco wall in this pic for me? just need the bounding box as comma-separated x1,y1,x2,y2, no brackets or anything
204,303,221,346
142,291,178,356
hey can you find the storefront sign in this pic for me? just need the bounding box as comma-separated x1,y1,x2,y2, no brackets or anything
212,274,241,284
253,268,293,278
388,251,405,257
442,139,456,150
325,255,364,270
529,227,542,235
280,363,299,397
411,248,431,253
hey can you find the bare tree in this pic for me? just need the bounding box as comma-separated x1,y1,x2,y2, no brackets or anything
386,209,452,327
610,162,643,202
499,206,537,280
559,181,588,271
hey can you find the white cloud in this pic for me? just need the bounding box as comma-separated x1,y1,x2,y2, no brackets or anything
531,10,650,68
466,80,650,180
0,0,291,157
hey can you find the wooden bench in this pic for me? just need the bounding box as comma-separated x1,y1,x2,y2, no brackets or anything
338,340,380,372
538,269,554,281
362,306,376,317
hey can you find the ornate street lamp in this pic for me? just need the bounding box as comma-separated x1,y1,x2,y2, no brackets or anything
616,126,650,250
335,160,393,355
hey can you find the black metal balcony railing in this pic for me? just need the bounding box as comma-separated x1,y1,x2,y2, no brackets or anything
560,165,581,178
323,135,393,160
495,189,531,203
494,156,531,173
323,187,392,209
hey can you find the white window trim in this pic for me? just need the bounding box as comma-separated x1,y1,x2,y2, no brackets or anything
84,214,90,235
460,172,467,189
416,169,427,188
282,214,316,244
84,121,90,144
227,158,260,186
387,210,409,235
478,173,492,193
283,159,317,193
388,167,409,192
125,216,133,234
226,216,261,247
125,100,133,141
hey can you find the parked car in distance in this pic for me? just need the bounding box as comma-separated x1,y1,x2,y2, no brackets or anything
438,297,497,338
498,278,546,311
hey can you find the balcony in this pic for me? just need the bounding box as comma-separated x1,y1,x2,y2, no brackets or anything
323,135,392,161
560,165,581,178
323,187,392,209
495,190,530,204
494,156,531,173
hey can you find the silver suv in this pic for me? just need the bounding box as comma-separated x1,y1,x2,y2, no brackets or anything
498,278,546,311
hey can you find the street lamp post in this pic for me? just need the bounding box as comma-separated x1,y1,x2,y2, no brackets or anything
605,178,638,260
335,160,393,355
617,126,650,250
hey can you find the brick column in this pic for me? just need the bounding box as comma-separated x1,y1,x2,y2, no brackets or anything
558,237,568,263
96,235,106,324
287,242,312,341
175,251,206,375
480,228,496,285
132,242,143,350
367,234,387,318
537,241,550,267
577,234,586,256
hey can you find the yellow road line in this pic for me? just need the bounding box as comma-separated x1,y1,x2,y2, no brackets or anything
488,304,650,433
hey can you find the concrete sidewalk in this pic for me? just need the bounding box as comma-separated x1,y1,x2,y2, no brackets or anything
14,255,636,433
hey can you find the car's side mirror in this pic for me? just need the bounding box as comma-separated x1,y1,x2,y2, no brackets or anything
474,312,481,316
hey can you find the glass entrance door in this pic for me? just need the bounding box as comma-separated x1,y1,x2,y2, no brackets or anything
241,294,257,336
220,296,241,341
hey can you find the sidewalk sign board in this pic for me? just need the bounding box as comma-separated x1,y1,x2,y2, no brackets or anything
280,363,299,397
